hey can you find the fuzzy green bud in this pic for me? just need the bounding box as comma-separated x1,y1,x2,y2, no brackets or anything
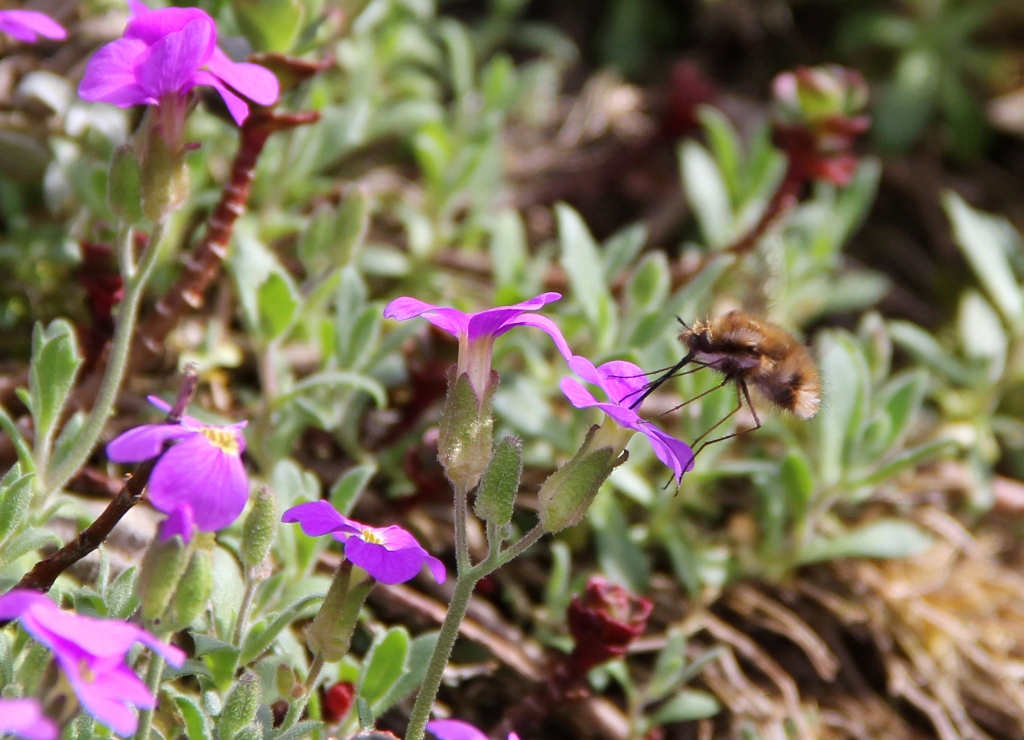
165,545,213,631
308,563,374,662
107,145,143,224
438,370,497,491
474,436,521,526
140,118,190,223
241,485,278,570
216,672,260,740
538,425,628,533
275,663,297,698
137,534,189,625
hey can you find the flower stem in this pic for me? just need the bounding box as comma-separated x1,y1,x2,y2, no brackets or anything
405,572,478,740
134,649,166,740
280,650,325,730
232,578,258,648
453,481,471,571
42,222,165,501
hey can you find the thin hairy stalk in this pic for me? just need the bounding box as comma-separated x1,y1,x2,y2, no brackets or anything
134,649,167,740
42,222,165,501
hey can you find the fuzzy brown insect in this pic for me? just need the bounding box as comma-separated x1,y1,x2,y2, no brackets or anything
631,311,820,454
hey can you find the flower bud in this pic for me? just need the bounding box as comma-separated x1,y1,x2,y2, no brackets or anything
474,436,522,526
216,672,260,740
165,545,213,631
241,485,277,571
275,663,297,699
437,370,497,491
107,144,143,225
323,681,356,723
137,533,189,625
140,115,190,224
308,563,374,662
538,424,628,533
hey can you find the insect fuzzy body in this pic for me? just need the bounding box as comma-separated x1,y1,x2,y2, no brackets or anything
632,311,820,454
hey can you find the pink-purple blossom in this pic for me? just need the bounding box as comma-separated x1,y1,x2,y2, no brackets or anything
282,501,447,585
0,590,185,737
0,698,58,740
0,10,65,43
427,719,521,740
384,293,572,396
106,396,249,543
78,0,278,142
562,357,694,484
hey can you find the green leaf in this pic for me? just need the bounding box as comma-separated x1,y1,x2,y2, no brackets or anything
474,436,522,526
590,491,650,592
557,204,616,342
438,19,475,99
105,565,140,620
356,696,374,731
944,191,1024,329
0,526,60,569
780,451,814,527
28,319,82,457
377,630,439,714
329,463,378,517
601,223,647,283
174,693,213,740
627,251,670,312
0,405,33,472
648,627,688,701
0,471,34,546
257,272,300,342
239,593,323,665
651,689,721,725
888,320,975,385
490,208,528,290
799,518,934,564
274,371,387,410
679,141,731,248
230,0,304,52
878,370,928,451
815,331,869,486
359,627,411,709
274,721,323,740
959,290,1007,379
851,438,957,489
698,106,742,200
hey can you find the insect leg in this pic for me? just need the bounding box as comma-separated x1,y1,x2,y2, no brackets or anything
693,380,761,456
651,375,729,419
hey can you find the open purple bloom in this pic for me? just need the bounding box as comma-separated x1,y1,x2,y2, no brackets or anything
562,357,694,484
0,698,58,740
106,396,248,543
0,10,65,43
0,590,185,737
427,719,520,740
384,293,571,396
282,501,447,585
78,0,278,143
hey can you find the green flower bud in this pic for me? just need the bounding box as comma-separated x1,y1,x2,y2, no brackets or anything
438,370,497,491
308,563,373,662
474,436,522,526
137,534,189,625
107,144,143,224
275,663,297,698
165,545,213,631
241,485,278,570
140,116,190,224
538,425,628,533
217,672,260,740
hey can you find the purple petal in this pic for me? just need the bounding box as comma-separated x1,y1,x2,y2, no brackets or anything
63,663,148,736
567,355,603,386
128,0,150,17
130,628,187,668
28,607,143,659
424,553,447,584
205,47,279,105
596,360,648,405
281,500,353,536
134,18,212,99
146,434,248,531
501,314,573,361
560,377,599,410
0,589,56,621
0,11,66,42
638,424,694,484
593,401,642,431
125,6,215,55
344,537,423,585
78,37,152,106
371,524,423,550
160,504,195,543
464,292,562,342
426,720,488,740
193,69,249,124
383,297,470,337
105,424,192,463
0,698,58,740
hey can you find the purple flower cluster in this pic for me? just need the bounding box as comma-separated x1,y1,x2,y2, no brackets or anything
0,590,185,737
106,396,249,544
79,1,278,145
283,501,446,585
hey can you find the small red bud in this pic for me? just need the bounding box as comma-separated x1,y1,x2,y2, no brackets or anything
323,681,356,723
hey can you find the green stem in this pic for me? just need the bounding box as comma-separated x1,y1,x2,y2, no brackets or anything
496,524,544,567
453,482,470,571
42,222,165,501
280,650,325,731
232,578,258,648
134,649,167,740
405,572,478,740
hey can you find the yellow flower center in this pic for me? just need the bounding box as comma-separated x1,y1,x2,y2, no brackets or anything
79,659,96,684
200,426,240,455
361,530,384,545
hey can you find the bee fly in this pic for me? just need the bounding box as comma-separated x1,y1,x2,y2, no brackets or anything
630,311,821,455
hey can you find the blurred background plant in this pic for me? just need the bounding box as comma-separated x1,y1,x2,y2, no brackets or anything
4,0,1024,738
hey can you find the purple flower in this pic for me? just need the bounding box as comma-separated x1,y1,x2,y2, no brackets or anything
0,590,185,737
427,719,520,740
384,293,572,396
78,0,278,145
282,501,447,585
0,10,65,43
561,357,694,484
106,396,248,543
0,698,58,740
